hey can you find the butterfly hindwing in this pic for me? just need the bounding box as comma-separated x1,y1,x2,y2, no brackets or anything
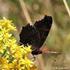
20,24,41,49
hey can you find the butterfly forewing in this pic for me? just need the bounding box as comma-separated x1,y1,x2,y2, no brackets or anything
34,16,52,48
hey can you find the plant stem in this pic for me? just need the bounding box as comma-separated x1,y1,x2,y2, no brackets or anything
63,0,70,17
19,0,33,25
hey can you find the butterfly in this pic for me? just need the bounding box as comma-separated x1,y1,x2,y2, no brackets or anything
19,15,52,55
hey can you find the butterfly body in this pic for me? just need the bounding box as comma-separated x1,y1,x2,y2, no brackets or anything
20,15,52,55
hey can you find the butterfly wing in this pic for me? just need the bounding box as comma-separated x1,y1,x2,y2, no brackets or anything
34,15,52,47
20,15,52,55
32,16,52,55
20,24,41,50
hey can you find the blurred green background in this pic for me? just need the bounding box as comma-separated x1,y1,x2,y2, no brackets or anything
0,0,70,70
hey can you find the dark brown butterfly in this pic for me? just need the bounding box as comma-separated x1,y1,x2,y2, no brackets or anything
20,15,52,55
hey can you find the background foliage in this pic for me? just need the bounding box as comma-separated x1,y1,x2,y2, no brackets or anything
0,0,70,70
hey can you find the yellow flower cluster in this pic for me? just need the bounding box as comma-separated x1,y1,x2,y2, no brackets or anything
0,17,33,70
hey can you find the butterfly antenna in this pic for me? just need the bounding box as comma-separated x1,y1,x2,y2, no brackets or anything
46,51,62,54
19,0,33,25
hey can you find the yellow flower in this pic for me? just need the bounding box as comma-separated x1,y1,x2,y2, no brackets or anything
0,17,34,70
24,45,32,53
0,46,4,53
0,17,16,32
13,47,24,58
22,45,32,56
5,37,16,47
0,57,10,70
4,33,12,39
8,59,21,69
3,33,12,43
12,45,32,58
19,57,33,70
